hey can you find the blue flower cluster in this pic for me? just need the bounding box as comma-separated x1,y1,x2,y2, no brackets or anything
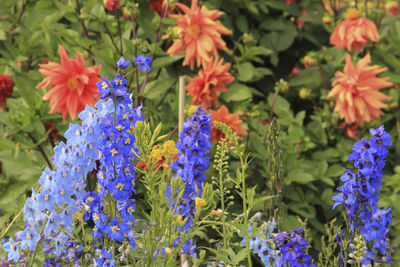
1,57,144,265
239,221,280,266
275,228,315,267
2,96,107,263
332,126,392,264
87,70,143,255
167,107,212,254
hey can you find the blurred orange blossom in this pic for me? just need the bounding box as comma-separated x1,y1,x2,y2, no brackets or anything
186,57,234,109
209,105,247,143
328,54,392,125
329,9,379,51
36,45,101,121
166,0,231,70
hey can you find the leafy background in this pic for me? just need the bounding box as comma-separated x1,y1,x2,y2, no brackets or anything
0,0,400,263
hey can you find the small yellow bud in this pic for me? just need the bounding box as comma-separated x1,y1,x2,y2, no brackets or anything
299,88,310,99
165,247,173,256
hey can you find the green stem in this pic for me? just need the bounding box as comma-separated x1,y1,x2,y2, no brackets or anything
29,218,48,267
219,163,227,250
268,89,279,124
241,155,252,267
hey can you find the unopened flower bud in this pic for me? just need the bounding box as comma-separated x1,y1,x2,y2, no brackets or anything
322,14,333,25
299,88,310,99
303,54,317,68
165,247,173,256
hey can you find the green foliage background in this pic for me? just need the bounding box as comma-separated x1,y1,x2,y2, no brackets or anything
0,0,400,264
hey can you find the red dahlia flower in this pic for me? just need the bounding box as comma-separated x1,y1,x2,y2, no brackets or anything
36,45,101,121
0,74,14,110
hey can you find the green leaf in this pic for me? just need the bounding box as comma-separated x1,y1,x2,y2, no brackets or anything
249,132,267,158
237,62,255,82
0,138,15,150
231,248,248,265
143,78,176,100
235,15,249,33
221,83,252,102
0,30,6,40
151,54,184,70
0,150,42,182
326,164,344,178
289,68,322,87
286,170,314,185
13,73,38,108
288,202,316,218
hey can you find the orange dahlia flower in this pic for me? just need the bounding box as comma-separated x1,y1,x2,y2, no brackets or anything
330,9,379,51
36,46,101,121
186,57,234,109
328,54,392,125
209,105,247,143
166,0,231,70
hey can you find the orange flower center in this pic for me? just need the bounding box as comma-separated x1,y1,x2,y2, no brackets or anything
346,9,361,20
188,24,201,37
67,75,80,91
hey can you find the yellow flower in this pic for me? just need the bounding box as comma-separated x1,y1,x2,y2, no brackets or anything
164,140,179,156
177,214,185,226
195,197,206,208
151,145,165,161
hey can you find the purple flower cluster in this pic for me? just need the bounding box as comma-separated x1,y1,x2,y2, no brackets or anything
166,107,212,254
87,72,143,255
275,228,315,267
332,126,392,264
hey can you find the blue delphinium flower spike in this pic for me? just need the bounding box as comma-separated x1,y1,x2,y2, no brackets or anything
332,125,393,265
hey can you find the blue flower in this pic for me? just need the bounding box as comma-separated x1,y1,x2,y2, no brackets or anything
332,125,392,263
17,226,41,251
95,248,116,267
275,228,315,267
2,237,19,263
53,233,69,257
117,56,131,69
134,54,152,72
104,218,130,242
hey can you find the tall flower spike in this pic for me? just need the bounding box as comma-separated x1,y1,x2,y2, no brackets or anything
332,125,392,264
167,106,212,254
88,71,143,252
166,0,231,69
